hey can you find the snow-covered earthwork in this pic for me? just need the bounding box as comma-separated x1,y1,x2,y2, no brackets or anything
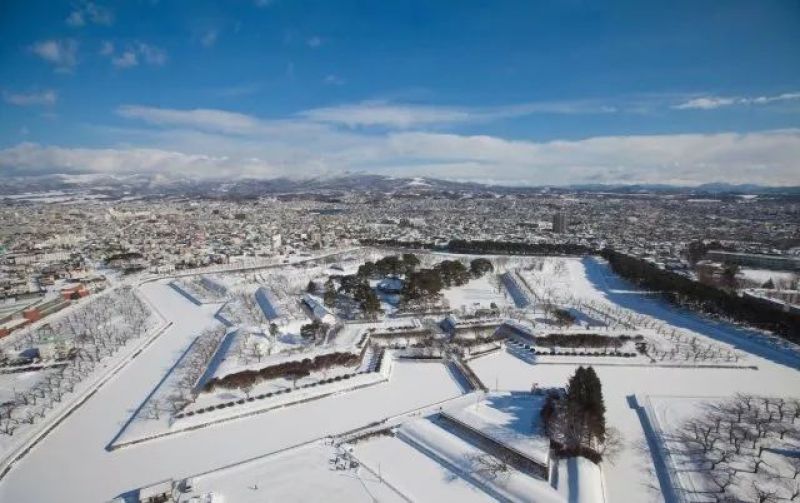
1,251,800,503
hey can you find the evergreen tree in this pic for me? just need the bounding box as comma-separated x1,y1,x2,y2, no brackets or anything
470,258,494,277
306,280,317,294
401,253,420,273
323,279,336,308
361,290,382,318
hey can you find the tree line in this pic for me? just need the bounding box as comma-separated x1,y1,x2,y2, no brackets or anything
601,249,800,342
203,352,359,392
403,258,493,301
359,238,592,256
448,239,593,256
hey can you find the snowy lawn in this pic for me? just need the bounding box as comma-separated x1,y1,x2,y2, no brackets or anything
645,395,800,502
444,391,551,466
176,442,405,503
389,417,562,502
470,350,800,503
0,313,464,503
443,275,515,313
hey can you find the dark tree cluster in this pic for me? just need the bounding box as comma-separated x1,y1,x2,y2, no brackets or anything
685,240,726,265
534,333,637,350
469,258,494,278
204,352,359,391
358,238,435,250
358,238,592,256
357,253,420,278
330,274,382,317
602,249,800,341
403,260,471,300
553,308,577,327
448,240,592,256
300,320,330,341
542,366,607,462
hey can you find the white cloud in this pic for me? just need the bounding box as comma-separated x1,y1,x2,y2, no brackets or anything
111,51,138,68
66,2,114,27
102,42,167,69
300,100,616,128
370,129,800,185
300,101,472,128
3,90,58,106
29,39,79,72
201,29,219,48
116,105,271,135
674,92,800,110
99,41,114,55
323,75,346,86
3,105,798,186
306,36,323,48
137,42,167,65
0,143,278,179
7,103,796,185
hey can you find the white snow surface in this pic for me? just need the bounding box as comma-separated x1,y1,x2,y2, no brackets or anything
0,280,462,502
2,254,800,503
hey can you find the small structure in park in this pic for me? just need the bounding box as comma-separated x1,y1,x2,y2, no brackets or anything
301,294,336,324
377,276,404,294
136,478,175,502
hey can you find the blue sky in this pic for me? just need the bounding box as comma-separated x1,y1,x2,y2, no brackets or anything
1,0,799,185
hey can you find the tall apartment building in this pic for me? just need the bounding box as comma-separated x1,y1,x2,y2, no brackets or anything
552,212,568,233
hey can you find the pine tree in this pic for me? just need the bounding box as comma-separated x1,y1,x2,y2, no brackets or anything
564,366,606,449
323,279,336,308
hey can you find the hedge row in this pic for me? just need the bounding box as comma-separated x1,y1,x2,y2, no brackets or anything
177,371,373,418
203,351,360,392
509,341,636,357
532,333,644,349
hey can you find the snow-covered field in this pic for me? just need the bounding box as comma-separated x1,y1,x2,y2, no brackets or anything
644,394,800,502
177,442,406,502
360,417,563,503
442,275,515,313
0,279,463,502
739,267,797,286
1,253,800,503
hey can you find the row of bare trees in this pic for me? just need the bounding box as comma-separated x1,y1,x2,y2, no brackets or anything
1,286,152,436
671,394,800,502
141,326,228,421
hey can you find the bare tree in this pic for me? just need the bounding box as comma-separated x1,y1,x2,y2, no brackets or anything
469,453,513,481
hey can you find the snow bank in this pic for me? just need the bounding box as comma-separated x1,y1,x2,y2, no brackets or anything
555,457,605,503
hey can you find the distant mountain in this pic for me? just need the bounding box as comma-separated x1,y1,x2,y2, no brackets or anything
0,173,798,199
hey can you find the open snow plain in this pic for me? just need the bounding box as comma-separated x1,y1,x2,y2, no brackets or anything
0,254,798,502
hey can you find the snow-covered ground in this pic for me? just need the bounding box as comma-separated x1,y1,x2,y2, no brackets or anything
390,417,562,502
176,442,406,502
738,267,796,286
444,391,551,466
0,279,463,502
442,275,515,314
2,252,800,502
644,394,800,502
471,351,800,502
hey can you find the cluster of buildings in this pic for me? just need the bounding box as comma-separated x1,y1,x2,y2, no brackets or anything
1,189,797,316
